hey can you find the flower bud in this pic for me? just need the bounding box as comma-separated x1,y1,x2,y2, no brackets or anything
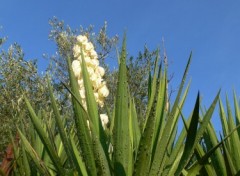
77,35,88,43
100,114,109,129
98,97,104,107
96,66,105,77
79,89,85,99
84,56,92,66
91,59,99,68
94,92,99,100
87,66,95,75
78,79,84,88
73,45,81,57
84,42,94,51
90,50,98,59
72,60,81,78
98,85,109,98
91,75,102,88
77,50,88,61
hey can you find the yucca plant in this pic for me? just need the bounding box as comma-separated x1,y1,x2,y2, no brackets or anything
175,91,240,176
193,92,240,176
6,108,76,175
4,35,223,176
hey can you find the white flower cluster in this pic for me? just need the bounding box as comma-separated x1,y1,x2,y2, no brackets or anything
72,35,109,129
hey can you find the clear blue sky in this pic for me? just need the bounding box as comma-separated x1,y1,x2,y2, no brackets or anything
1,1,240,130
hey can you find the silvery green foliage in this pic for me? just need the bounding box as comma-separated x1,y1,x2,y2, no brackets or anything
0,43,49,159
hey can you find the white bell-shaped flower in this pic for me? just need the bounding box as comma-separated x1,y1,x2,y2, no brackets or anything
98,84,109,98
78,79,84,88
91,59,99,68
73,45,81,57
96,66,105,77
72,60,81,78
79,89,85,99
77,35,88,44
90,50,98,59
100,114,109,129
84,42,94,51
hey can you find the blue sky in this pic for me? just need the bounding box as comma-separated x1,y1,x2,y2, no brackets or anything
1,1,240,130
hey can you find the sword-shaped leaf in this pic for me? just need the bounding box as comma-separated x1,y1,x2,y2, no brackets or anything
226,95,240,170
24,97,65,175
80,47,100,137
174,92,200,176
17,129,51,176
113,34,131,175
66,56,97,175
47,77,75,168
173,91,219,175
149,53,192,176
